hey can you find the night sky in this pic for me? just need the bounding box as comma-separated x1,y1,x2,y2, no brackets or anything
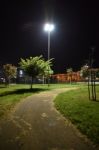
0,0,98,73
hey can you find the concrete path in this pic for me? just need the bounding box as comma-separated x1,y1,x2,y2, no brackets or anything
0,88,97,150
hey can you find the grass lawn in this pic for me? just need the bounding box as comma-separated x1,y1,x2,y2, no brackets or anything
54,85,99,145
0,83,78,119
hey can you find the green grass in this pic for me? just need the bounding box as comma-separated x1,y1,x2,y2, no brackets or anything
0,83,78,119
54,85,99,144
0,84,47,118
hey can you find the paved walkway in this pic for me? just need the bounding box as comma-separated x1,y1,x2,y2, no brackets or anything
0,88,97,150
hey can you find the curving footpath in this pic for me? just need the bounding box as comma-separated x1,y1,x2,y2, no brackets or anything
0,88,98,150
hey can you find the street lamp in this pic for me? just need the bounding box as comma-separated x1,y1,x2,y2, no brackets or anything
44,23,54,60
44,23,54,86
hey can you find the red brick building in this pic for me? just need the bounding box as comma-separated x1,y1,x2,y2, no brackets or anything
51,71,82,82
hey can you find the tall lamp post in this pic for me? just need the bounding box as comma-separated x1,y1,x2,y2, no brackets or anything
44,23,54,86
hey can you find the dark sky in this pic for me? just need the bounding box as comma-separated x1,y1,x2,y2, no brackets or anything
0,0,98,73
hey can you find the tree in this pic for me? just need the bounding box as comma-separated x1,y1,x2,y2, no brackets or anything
80,65,89,79
66,68,73,83
3,64,17,86
66,68,73,73
19,55,53,89
43,65,54,85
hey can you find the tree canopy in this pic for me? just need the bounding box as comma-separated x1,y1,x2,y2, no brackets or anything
19,55,53,88
66,68,73,74
3,64,17,85
80,65,89,78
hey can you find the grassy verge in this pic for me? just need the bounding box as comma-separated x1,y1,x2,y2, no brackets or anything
0,83,78,119
54,85,99,145
0,84,36,118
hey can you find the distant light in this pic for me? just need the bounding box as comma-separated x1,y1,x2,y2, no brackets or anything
44,23,55,32
85,64,89,68
20,70,23,75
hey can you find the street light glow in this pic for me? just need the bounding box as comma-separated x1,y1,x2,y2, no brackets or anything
43,23,55,86
44,23,54,32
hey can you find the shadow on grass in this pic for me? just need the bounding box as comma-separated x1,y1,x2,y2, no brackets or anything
0,85,7,88
91,99,99,102
0,87,7,88
0,88,49,97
